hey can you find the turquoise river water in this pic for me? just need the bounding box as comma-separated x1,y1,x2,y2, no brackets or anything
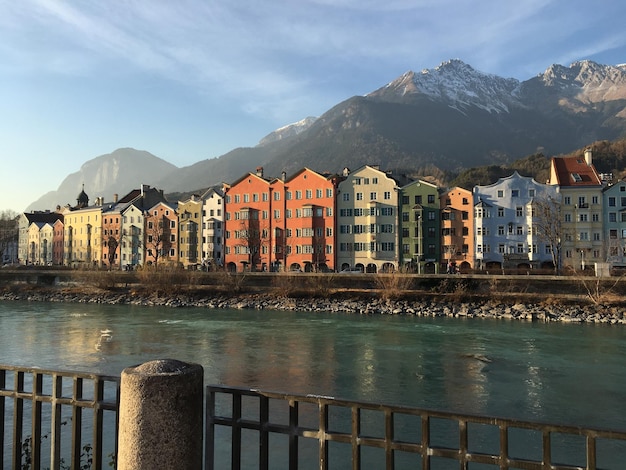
1,300,625,468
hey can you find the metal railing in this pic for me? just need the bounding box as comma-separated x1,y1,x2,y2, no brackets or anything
206,385,626,470
0,365,119,470
4,364,626,469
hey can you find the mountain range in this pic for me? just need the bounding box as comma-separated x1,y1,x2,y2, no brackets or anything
27,59,626,210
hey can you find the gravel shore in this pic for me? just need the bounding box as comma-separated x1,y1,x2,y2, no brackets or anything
1,288,625,324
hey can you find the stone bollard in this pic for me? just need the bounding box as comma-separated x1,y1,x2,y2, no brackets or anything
117,359,204,470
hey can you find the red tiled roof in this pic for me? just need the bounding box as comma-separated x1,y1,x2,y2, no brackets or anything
551,156,601,186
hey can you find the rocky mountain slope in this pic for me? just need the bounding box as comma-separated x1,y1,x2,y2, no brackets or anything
28,60,626,209
27,148,178,211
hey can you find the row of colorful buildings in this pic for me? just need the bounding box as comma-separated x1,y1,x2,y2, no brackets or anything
17,150,626,273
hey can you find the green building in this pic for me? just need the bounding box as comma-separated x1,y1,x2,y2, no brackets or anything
399,179,441,273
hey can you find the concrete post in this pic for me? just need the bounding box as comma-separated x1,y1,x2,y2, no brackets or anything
117,359,204,470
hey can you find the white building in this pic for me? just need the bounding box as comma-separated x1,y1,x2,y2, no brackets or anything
474,172,560,271
201,187,225,268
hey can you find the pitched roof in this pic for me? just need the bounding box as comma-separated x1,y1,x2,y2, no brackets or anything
24,212,63,225
550,156,602,186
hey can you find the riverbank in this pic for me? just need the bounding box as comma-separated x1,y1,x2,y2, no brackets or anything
1,283,625,324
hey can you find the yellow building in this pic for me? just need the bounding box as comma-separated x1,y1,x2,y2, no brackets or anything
61,188,104,267
549,149,605,272
178,195,203,267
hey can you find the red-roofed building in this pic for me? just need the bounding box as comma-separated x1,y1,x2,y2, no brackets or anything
549,149,605,271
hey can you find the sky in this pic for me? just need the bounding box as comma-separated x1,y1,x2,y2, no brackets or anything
1,0,626,213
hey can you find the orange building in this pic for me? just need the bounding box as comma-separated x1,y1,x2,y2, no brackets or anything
224,168,274,272
102,204,123,269
52,219,64,266
283,168,340,272
145,201,179,267
224,167,342,272
440,187,474,271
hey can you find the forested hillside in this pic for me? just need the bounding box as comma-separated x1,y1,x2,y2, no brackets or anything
449,138,626,189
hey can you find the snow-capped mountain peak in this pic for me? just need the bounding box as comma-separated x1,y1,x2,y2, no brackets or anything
369,59,521,114
258,116,317,147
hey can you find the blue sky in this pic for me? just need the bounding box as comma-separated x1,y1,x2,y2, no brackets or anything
2,0,626,212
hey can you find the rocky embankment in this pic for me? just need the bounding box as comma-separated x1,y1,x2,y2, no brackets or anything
1,288,625,324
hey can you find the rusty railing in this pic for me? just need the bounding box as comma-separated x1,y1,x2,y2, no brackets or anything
206,385,626,470
0,365,119,470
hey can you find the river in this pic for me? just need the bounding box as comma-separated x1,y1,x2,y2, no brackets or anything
1,300,626,468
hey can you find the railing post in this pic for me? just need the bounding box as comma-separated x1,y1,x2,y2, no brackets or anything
117,359,203,470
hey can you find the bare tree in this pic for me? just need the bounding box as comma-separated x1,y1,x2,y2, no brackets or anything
0,210,18,264
532,196,563,274
145,217,167,268
105,235,120,269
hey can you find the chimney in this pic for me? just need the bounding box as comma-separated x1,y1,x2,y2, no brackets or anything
114,193,118,203
256,166,264,178
281,171,287,181
141,184,150,196
584,148,592,166
342,167,350,177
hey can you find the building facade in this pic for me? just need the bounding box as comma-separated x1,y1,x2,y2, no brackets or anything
283,168,340,272
440,187,474,272
399,179,440,273
201,187,224,269
549,150,605,271
474,172,559,271
336,166,399,273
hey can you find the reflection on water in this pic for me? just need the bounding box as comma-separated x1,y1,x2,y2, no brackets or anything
2,301,626,467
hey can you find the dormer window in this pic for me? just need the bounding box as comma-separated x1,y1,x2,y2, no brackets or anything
571,173,582,183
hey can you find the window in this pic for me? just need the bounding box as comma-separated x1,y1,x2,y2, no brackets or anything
578,213,588,222
402,196,409,205
564,196,571,205
497,190,504,198
511,190,519,197
428,212,435,221
274,192,280,201
498,225,505,235
564,214,571,222
592,196,598,204
415,195,422,204
384,191,391,200
497,207,504,217
316,189,323,198
516,206,523,217
326,189,333,198
609,213,617,222
609,197,616,207
286,191,292,200
498,244,505,254
342,193,350,201
370,192,377,200
529,189,535,197
243,194,249,203
306,190,312,199
296,191,302,200
579,232,589,241
356,193,363,201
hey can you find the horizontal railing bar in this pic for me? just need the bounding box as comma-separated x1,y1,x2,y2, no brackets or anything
209,384,626,440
